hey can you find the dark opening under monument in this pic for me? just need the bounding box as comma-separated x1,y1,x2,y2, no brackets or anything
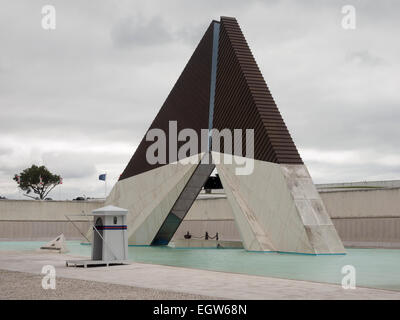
105,17,345,254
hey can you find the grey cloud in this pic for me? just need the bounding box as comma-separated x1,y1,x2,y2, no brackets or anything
0,163,22,177
110,14,211,49
288,101,400,154
42,152,97,179
307,160,400,184
0,151,97,180
0,147,12,157
0,108,151,144
0,0,399,197
346,51,385,66
111,16,174,48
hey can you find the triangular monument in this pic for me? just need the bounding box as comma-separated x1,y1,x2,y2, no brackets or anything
105,17,345,254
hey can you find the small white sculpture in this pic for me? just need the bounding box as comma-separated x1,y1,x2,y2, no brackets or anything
39,233,69,253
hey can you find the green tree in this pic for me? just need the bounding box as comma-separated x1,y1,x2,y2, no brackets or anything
14,165,62,200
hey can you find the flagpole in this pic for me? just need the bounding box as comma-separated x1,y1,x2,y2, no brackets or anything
105,172,107,198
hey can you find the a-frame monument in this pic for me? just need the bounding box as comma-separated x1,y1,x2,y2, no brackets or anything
105,17,345,254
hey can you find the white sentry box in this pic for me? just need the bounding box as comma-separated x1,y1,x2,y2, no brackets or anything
91,205,128,262
66,205,129,267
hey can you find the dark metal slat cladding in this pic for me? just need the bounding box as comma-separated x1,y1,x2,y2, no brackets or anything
212,17,303,164
119,22,215,180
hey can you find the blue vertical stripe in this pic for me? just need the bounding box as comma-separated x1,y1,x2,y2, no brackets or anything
207,22,220,151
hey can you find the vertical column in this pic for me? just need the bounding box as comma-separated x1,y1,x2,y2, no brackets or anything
207,21,220,151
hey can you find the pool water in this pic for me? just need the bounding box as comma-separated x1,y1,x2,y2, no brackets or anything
1,241,399,292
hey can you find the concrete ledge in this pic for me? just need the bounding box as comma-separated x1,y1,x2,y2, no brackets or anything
171,239,243,249
343,241,400,249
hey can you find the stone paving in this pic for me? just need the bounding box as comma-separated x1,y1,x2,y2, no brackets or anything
1,250,400,300
0,269,215,300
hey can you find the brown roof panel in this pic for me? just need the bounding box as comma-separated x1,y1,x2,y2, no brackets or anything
121,17,303,181
119,22,215,180
212,17,303,164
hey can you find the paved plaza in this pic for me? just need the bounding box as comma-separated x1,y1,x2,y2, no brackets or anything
1,251,399,300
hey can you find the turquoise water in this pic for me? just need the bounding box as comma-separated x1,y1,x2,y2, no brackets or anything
1,241,399,291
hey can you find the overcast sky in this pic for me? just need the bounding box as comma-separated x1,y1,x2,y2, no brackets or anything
0,0,399,200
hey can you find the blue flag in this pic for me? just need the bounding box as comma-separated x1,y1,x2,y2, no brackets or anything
99,173,106,181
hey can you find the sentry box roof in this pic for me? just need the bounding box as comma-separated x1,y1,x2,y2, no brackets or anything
90,205,128,216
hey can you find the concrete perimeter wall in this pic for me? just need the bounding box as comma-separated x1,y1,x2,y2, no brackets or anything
1,187,400,247
0,200,104,240
320,188,400,248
